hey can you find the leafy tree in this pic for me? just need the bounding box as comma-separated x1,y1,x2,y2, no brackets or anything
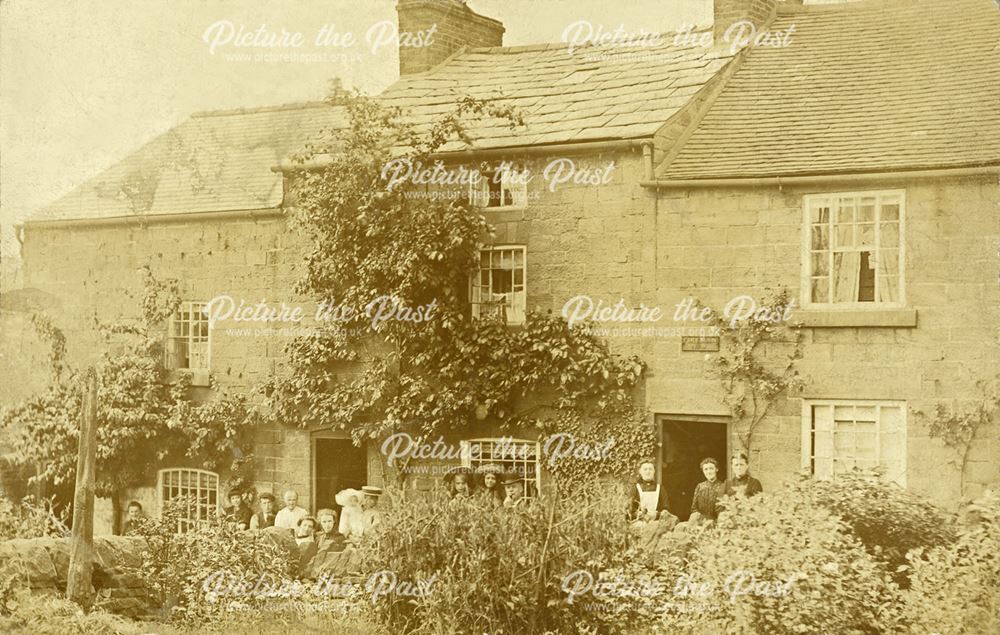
1,267,261,531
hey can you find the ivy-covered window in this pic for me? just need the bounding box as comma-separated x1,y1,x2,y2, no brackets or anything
461,437,540,498
802,400,906,487
802,191,904,307
158,468,219,532
165,301,210,370
471,246,526,325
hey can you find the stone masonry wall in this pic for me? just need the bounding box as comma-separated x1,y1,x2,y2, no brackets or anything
12,158,997,512
648,175,1000,502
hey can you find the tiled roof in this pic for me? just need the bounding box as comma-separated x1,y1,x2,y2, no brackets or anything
663,0,1000,179
30,102,348,222
379,38,736,151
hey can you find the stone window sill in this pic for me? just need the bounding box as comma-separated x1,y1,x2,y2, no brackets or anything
168,368,212,387
796,308,917,328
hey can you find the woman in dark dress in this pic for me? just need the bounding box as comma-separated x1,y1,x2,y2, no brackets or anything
725,452,763,498
690,457,726,525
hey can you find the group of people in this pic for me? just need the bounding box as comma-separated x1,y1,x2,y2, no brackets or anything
629,452,763,526
444,464,537,509
121,485,385,551
221,485,384,544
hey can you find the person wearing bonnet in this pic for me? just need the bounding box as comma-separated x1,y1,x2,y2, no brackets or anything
335,488,366,541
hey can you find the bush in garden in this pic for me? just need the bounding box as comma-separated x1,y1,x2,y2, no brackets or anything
124,497,296,622
663,484,903,635
800,470,956,583
0,495,68,541
901,490,1000,635
358,482,638,635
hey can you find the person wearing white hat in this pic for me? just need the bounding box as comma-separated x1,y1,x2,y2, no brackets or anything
335,488,365,541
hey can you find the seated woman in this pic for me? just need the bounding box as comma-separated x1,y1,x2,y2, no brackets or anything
628,459,672,523
689,457,726,525
725,452,763,498
315,508,347,554
295,516,319,575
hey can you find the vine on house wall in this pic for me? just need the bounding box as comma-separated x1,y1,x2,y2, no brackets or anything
263,92,654,485
697,289,803,453
1,267,261,518
916,377,1000,497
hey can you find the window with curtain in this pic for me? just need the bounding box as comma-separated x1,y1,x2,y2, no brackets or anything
804,191,904,306
470,246,526,325
165,301,210,370
803,401,906,487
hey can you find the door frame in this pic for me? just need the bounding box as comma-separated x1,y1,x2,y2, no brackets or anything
655,413,731,471
310,429,367,513
655,413,731,518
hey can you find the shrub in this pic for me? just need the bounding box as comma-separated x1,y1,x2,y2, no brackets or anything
359,481,637,635
662,483,903,635
901,490,1000,634
801,471,956,583
124,498,296,623
0,495,69,541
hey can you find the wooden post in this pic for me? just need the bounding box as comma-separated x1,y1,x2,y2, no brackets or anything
66,369,98,607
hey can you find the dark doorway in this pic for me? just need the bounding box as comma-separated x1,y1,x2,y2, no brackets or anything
313,438,367,516
660,419,728,521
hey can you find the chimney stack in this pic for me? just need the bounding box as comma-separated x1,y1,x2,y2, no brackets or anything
714,0,799,43
396,0,504,76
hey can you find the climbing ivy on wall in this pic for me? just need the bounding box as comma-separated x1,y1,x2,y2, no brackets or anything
916,377,1000,498
697,288,803,453
263,92,655,485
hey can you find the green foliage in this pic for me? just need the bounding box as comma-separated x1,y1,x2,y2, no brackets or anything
916,376,1000,497
541,404,656,492
1,267,261,503
697,289,802,452
902,490,1000,635
0,496,68,541
802,470,956,584
0,591,144,634
664,483,903,635
266,91,649,480
124,497,296,623
358,483,637,635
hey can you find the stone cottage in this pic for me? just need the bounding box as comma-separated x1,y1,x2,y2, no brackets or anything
6,0,999,533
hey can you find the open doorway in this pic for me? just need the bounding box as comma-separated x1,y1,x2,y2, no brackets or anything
659,417,728,521
313,437,367,517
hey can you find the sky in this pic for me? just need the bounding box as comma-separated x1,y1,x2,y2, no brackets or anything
0,0,712,260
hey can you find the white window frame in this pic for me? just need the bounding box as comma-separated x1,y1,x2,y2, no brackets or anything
801,190,906,309
165,301,211,371
461,437,541,498
801,399,907,487
471,245,527,325
468,163,528,210
157,467,220,532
